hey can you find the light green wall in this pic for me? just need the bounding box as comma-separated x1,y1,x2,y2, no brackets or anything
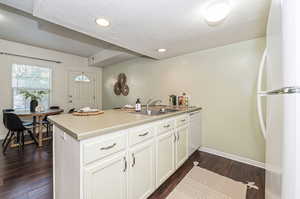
102,38,266,163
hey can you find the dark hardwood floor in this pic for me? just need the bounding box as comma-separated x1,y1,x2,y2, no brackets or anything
0,141,265,199
0,141,53,199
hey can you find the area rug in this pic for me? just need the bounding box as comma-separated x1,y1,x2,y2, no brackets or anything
167,166,248,199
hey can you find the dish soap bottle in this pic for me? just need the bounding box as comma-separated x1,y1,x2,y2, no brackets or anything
135,98,141,112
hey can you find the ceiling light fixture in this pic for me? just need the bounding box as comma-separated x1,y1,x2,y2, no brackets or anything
95,18,110,27
157,48,167,53
203,0,231,25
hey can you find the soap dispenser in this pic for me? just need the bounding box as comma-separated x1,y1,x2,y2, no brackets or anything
135,98,141,112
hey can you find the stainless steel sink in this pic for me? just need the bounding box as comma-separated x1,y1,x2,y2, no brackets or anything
133,108,179,116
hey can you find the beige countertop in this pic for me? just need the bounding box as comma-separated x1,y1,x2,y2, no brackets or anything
48,106,201,140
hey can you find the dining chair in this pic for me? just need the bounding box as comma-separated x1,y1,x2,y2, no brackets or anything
2,109,33,126
3,113,38,153
68,108,76,113
2,109,34,147
42,106,60,136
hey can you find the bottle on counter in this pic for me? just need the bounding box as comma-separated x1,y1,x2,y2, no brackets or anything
135,98,141,112
169,95,177,106
181,92,189,107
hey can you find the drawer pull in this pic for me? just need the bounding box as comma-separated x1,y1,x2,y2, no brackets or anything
100,143,116,150
138,132,149,137
181,119,186,122
123,156,127,172
164,124,170,128
132,153,136,167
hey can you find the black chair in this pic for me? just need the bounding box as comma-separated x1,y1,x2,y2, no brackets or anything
42,106,60,136
68,108,75,113
2,109,32,147
3,113,38,153
2,109,33,126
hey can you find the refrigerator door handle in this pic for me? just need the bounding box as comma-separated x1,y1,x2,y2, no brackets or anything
258,87,300,96
256,48,267,139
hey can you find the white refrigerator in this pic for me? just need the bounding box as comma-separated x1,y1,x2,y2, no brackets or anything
257,0,300,199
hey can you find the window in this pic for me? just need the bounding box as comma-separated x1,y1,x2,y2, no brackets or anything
12,64,52,110
74,73,90,82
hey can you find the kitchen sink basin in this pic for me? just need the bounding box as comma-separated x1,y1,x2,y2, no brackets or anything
133,108,179,116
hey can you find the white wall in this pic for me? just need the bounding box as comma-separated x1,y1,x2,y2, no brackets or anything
102,38,266,163
0,39,102,138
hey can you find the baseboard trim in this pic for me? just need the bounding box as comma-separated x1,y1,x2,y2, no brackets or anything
199,147,265,169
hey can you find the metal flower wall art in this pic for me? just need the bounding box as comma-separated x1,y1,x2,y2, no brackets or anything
114,73,129,96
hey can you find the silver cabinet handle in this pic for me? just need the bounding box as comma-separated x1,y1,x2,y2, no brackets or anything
100,143,116,150
132,153,136,167
164,124,170,128
139,132,149,137
174,133,177,143
123,156,127,172
177,132,180,141
258,87,300,96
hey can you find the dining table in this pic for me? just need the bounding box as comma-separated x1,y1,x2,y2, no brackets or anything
12,109,63,147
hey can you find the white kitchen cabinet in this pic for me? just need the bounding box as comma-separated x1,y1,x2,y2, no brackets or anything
83,152,128,199
156,130,175,187
128,140,155,199
175,125,189,169
53,111,201,199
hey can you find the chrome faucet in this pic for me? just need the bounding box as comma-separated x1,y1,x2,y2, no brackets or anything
149,99,162,106
146,98,153,112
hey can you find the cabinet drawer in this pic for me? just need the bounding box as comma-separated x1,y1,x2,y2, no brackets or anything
157,120,175,135
176,115,189,127
129,126,154,146
83,134,126,164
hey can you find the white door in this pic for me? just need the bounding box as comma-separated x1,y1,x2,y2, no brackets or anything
68,71,96,109
84,153,127,199
156,130,175,187
175,125,189,169
128,140,155,199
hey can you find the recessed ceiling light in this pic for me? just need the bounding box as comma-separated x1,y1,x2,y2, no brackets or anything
157,48,167,53
95,18,110,27
203,0,231,25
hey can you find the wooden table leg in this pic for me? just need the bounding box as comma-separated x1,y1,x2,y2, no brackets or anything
38,115,43,147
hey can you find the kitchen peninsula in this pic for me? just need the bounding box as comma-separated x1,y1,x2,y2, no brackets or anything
49,106,201,199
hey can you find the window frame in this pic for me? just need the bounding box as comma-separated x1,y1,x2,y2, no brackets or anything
11,63,53,110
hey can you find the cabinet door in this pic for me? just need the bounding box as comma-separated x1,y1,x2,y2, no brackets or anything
175,125,189,169
156,130,175,187
84,152,127,199
128,140,155,199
